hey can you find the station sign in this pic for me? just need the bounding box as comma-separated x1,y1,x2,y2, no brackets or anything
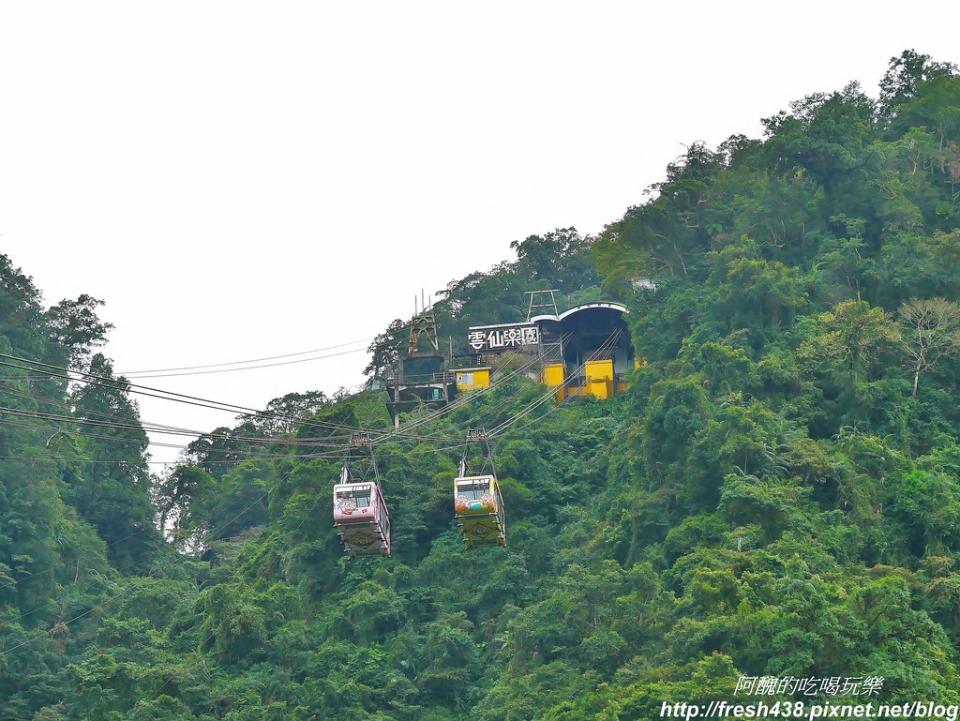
467,323,540,351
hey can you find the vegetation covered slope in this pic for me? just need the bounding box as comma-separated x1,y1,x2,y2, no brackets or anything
3,50,960,720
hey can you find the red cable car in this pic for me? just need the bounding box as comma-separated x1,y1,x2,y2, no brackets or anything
333,435,391,558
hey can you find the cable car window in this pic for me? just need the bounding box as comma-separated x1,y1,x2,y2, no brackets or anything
457,481,488,501
337,489,372,507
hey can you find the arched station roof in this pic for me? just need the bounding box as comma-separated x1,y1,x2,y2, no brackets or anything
529,301,629,324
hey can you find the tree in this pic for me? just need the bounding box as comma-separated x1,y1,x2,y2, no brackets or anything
254,390,329,434
68,354,158,570
808,300,901,387
894,74,960,153
44,295,113,368
899,298,960,396
510,227,599,292
363,318,406,377
879,49,956,117
153,464,216,544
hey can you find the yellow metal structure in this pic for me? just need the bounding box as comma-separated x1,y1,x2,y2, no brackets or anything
584,359,614,400
455,367,491,391
542,363,566,401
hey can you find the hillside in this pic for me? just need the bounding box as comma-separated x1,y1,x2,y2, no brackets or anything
3,50,960,720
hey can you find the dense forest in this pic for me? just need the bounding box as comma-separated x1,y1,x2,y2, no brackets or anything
3,50,960,719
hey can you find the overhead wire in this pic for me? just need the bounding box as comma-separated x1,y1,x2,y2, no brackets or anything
491,328,624,436
1,328,576,449
379,349,546,438
0,328,601,466
0,327,614,468
0,376,486,470
118,345,368,379
0,334,579,467
0,326,630,655
0,381,214,436
0,403,351,448
116,336,374,375
384,332,575,439
488,327,624,437
0,328,624,652
0,418,377,470
0,354,460,443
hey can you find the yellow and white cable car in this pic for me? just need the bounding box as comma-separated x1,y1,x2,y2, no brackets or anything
453,428,505,547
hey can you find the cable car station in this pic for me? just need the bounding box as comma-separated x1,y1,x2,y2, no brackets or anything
377,291,640,424
466,299,636,401
378,290,636,426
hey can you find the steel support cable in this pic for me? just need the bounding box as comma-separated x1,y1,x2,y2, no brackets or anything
366,332,576,461
0,428,345,461
0,330,593,459
0,384,229,435
384,332,574,441
488,331,623,437
0,406,349,449
488,329,624,436
0,416,199,450
1,334,573,445
405,339,556,424
0,329,572,451
116,336,374,375
379,334,578,469
362,360,535,450
1,325,607,650
0,357,376,440
0,383,217,436
364,330,573,441
120,346,368,379
453,333,578,429
488,328,624,437
379,350,544,439
0,418,356,463
0,355,459,444
0,455,343,465
0,392,457,455
0,402,353,449
0,405,200,436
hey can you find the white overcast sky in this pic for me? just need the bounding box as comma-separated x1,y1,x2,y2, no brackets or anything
1,1,958,465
